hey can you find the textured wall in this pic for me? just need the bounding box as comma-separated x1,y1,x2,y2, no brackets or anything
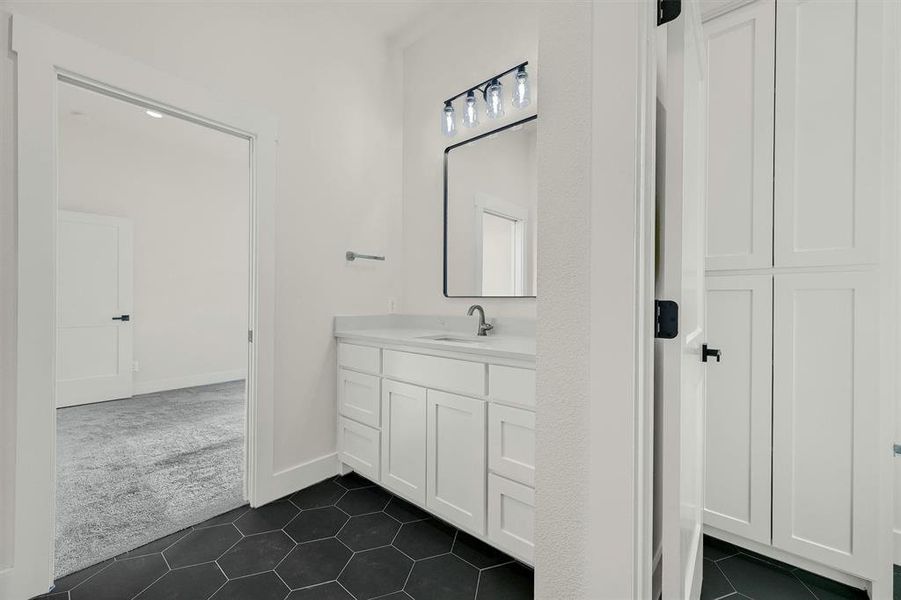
535,4,592,596
536,2,649,597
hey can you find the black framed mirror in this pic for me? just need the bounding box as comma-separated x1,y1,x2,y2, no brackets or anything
443,115,537,298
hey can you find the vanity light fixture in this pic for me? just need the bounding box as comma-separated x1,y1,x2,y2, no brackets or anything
462,91,479,128
512,65,531,108
442,101,456,137
440,62,531,137
145,109,163,119
485,79,504,120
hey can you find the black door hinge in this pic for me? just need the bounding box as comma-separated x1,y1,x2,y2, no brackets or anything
655,300,679,339
658,0,681,26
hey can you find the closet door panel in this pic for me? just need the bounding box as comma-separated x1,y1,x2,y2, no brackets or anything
772,272,878,577
703,275,772,544
774,0,882,267
704,0,775,270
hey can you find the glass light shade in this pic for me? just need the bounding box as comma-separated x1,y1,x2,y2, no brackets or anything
442,102,456,137
485,80,504,119
462,92,479,128
512,67,531,108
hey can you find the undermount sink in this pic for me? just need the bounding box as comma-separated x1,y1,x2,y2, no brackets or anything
417,334,485,344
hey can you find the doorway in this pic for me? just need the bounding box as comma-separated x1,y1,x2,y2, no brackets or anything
7,17,277,598
53,80,251,576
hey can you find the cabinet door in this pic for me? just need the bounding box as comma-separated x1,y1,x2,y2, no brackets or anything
704,275,772,544
704,0,775,270
772,272,878,577
774,0,883,267
426,389,487,535
381,380,427,504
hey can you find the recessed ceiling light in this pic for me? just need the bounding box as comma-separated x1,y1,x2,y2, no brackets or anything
145,109,163,119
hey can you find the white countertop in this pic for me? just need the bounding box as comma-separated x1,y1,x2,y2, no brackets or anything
334,315,536,362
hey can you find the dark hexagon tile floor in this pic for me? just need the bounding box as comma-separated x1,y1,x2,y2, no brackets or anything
43,477,873,600
701,535,870,600
33,473,534,600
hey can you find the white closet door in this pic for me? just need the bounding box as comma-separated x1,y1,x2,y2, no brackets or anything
426,390,487,535
381,380,427,504
704,0,775,271
774,0,883,267
704,275,772,544
772,271,878,577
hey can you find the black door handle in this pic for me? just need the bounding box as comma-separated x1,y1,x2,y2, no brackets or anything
112,315,130,322
702,344,721,363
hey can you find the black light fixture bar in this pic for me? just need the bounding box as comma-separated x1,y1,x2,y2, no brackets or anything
444,61,529,105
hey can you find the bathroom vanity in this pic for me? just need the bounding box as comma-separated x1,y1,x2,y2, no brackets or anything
334,315,536,565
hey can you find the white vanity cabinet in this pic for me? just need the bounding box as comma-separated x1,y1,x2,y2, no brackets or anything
335,337,536,565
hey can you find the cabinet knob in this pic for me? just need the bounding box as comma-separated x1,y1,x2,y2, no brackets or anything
702,344,721,363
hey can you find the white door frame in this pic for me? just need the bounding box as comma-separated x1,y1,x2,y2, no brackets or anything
5,15,277,599
473,193,528,296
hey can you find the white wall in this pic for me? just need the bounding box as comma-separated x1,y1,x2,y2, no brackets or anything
400,4,538,317
58,85,249,395
0,2,406,480
536,2,653,597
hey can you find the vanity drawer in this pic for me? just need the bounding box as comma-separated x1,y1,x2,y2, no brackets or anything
488,365,536,408
488,473,535,564
488,404,535,487
339,417,380,481
383,350,485,397
338,342,381,374
338,368,380,428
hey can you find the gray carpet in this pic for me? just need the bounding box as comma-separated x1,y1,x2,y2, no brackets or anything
55,380,245,577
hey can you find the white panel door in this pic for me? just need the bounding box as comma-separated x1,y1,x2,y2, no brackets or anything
658,2,708,598
381,380,427,504
704,275,772,544
774,0,883,267
704,0,775,271
426,389,487,535
57,211,133,407
772,271,878,577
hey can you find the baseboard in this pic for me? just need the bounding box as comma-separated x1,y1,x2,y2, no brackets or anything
266,453,339,503
704,525,868,591
133,369,247,395
894,529,901,565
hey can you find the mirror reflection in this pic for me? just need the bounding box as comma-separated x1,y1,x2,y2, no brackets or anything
444,116,537,298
